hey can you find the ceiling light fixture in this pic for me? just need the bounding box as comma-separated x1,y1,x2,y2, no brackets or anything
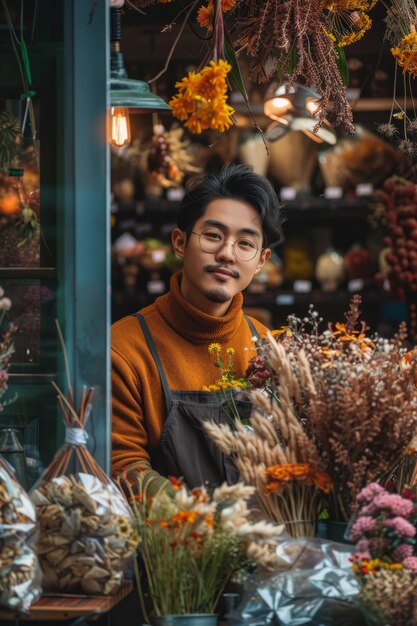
264,83,336,145
109,8,171,148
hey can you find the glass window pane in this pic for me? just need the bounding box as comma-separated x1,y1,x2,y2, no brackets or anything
0,98,40,268
0,279,56,368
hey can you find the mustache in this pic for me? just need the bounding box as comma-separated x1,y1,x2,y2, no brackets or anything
204,264,240,279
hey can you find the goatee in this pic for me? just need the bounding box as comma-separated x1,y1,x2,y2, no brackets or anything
205,287,232,304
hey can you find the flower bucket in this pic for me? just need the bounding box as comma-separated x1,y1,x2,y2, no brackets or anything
316,520,353,544
283,519,317,538
151,615,218,626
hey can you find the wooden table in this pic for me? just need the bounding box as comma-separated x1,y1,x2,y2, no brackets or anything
0,580,134,622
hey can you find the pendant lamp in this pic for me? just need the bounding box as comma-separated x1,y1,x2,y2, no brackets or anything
109,8,171,147
264,83,336,145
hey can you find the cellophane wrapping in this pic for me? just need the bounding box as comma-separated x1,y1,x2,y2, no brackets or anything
227,538,369,626
30,429,138,595
0,455,42,612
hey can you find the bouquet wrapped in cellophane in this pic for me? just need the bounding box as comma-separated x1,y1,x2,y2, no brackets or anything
0,455,41,612
30,323,139,595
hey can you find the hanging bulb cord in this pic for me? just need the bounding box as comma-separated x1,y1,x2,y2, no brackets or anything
110,8,128,79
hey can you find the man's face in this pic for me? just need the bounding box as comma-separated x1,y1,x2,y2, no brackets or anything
172,198,271,316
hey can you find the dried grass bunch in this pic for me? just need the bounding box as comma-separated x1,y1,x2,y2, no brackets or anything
206,297,417,523
124,478,284,621
205,344,331,538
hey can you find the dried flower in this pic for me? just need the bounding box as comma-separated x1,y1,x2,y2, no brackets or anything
207,297,417,523
391,32,417,77
376,122,399,139
126,480,283,621
398,139,417,156
169,60,235,134
202,342,249,391
358,568,417,626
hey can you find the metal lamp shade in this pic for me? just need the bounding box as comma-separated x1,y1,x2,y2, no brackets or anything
110,77,171,112
291,115,337,145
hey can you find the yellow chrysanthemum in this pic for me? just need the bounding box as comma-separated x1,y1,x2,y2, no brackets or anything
391,33,417,77
226,347,235,355
169,60,234,134
208,343,221,355
323,0,377,10
337,12,372,46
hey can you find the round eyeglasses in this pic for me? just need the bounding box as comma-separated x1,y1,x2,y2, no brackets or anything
191,228,261,261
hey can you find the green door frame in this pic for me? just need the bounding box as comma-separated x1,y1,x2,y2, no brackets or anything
60,1,111,472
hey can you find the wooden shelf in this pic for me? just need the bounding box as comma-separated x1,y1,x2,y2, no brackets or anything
0,580,134,621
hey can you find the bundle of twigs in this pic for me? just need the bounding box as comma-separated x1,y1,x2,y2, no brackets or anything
41,320,106,484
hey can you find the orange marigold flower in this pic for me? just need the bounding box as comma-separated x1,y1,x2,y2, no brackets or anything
221,0,236,10
313,470,332,493
266,465,293,481
197,2,213,30
204,513,214,526
172,510,198,524
265,463,332,494
264,480,284,494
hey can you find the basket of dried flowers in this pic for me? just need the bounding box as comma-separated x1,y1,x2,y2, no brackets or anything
122,477,284,624
30,322,139,595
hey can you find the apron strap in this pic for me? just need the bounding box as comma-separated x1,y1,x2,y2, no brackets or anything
133,312,259,416
133,313,173,415
244,315,259,341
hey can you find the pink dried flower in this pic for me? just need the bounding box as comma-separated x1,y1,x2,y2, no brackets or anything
383,517,416,537
357,483,385,504
373,493,414,517
368,537,388,552
392,543,414,562
403,556,417,572
356,538,369,552
350,515,377,540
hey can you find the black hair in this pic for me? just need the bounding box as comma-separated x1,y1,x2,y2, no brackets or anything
177,164,284,248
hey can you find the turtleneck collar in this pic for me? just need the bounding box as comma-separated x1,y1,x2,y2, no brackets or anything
155,272,244,344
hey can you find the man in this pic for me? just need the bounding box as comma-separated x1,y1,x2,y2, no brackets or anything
112,164,283,496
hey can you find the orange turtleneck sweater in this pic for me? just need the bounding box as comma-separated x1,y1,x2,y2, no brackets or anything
111,271,267,494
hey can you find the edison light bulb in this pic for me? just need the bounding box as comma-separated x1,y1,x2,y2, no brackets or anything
110,107,131,147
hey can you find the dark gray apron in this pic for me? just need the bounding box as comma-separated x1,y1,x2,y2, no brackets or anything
134,313,258,489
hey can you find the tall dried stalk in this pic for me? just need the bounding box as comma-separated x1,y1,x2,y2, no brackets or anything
205,345,327,537
41,321,104,483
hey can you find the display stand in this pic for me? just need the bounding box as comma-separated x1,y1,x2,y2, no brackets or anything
0,580,133,623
